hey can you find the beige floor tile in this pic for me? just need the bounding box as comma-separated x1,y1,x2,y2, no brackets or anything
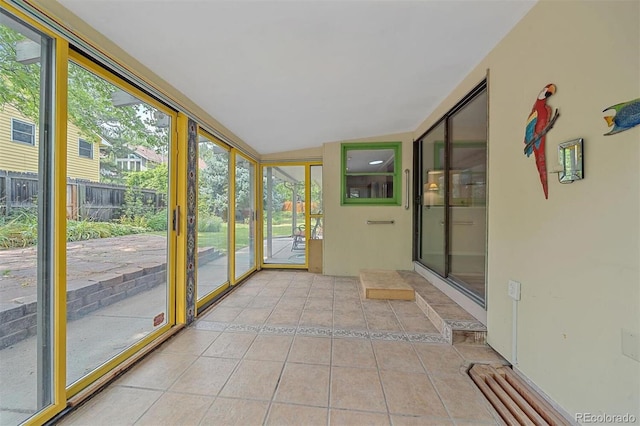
277,297,308,310
398,316,439,333
366,314,404,332
389,301,426,317
429,304,475,321
390,415,453,426
305,297,333,311
288,336,332,365
308,288,334,299
372,340,425,373
333,310,368,329
202,332,256,358
430,374,495,422
266,403,328,426
275,363,330,406
199,397,269,425
200,306,243,322
234,307,273,325
334,299,363,312
330,409,391,425
116,352,197,390
244,334,293,361
259,286,288,298
266,308,303,326
413,344,466,376
332,338,376,368
220,294,255,308
60,386,162,426
283,287,311,298
247,296,281,309
299,309,333,328
330,366,386,412
380,370,448,417
169,357,238,396
135,392,213,426
158,329,220,356
453,344,507,364
219,359,283,400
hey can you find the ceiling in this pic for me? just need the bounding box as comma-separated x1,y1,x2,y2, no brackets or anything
57,0,536,156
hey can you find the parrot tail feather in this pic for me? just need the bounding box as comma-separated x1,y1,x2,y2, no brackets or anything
604,115,615,127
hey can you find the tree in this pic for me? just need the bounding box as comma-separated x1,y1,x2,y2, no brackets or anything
1,25,169,184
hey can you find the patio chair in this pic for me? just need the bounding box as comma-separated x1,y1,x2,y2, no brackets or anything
291,225,305,250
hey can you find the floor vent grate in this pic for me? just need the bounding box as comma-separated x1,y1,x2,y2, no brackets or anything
469,364,571,426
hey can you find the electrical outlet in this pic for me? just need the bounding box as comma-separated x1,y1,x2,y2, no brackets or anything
508,280,521,301
622,329,640,362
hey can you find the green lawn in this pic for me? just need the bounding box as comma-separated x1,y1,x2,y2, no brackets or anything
198,223,293,252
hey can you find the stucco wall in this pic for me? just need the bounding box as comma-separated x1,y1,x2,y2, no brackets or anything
323,132,414,276
414,0,639,418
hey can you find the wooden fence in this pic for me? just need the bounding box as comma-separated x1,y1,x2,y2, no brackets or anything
0,170,165,221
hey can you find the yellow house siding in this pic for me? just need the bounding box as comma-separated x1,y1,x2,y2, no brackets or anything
0,104,100,181
0,104,40,173
66,125,100,181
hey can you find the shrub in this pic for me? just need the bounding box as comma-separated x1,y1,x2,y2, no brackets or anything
146,209,168,231
198,215,223,232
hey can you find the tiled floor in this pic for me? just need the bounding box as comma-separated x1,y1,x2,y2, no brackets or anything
60,271,506,425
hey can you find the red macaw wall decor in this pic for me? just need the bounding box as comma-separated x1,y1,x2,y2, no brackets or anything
523,84,560,199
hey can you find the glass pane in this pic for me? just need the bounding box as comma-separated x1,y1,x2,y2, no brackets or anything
234,155,255,279
0,10,54,423
65,61,171,386
449,90,487,301
419,121,446,276
345,175,393,199
310,165,322,215
197,135,229,300
263,165,305,265
345,149,394,173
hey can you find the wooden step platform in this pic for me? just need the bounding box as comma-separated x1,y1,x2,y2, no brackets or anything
359,269,415,301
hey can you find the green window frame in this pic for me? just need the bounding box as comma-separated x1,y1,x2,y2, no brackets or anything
341,141,402,205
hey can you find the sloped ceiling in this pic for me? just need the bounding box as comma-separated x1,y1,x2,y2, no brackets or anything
57,0,536,155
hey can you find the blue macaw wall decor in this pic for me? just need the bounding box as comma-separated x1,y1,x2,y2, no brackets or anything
603,98,640,135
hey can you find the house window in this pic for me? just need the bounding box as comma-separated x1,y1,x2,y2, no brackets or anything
11,118,35,145
78,138,93,159
341,142,401,205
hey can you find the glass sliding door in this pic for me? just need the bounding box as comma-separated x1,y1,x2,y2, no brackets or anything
65,53,175,393
448,91,487,299
262,165,306,266
414,83,487,305
197,132,229,302
418,121,446,276
233,153,255,280
0,10,56,424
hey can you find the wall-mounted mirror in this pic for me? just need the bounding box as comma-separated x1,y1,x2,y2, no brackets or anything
558,138,583,183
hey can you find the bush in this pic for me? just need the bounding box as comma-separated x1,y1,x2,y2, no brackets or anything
198,215,223,232
146,209,168,231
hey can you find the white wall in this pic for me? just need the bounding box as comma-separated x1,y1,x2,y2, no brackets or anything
414,0,639,418
323,132,414,276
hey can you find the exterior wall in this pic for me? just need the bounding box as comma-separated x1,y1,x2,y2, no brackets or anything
414,0,639,419
0,104,100,181
323,132,414,276
0,104,40,173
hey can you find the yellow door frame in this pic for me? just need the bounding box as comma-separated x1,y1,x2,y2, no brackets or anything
64,51,179,398
195,129,231,310
231,151,258,285
259,161,322,270
0,2,71,423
